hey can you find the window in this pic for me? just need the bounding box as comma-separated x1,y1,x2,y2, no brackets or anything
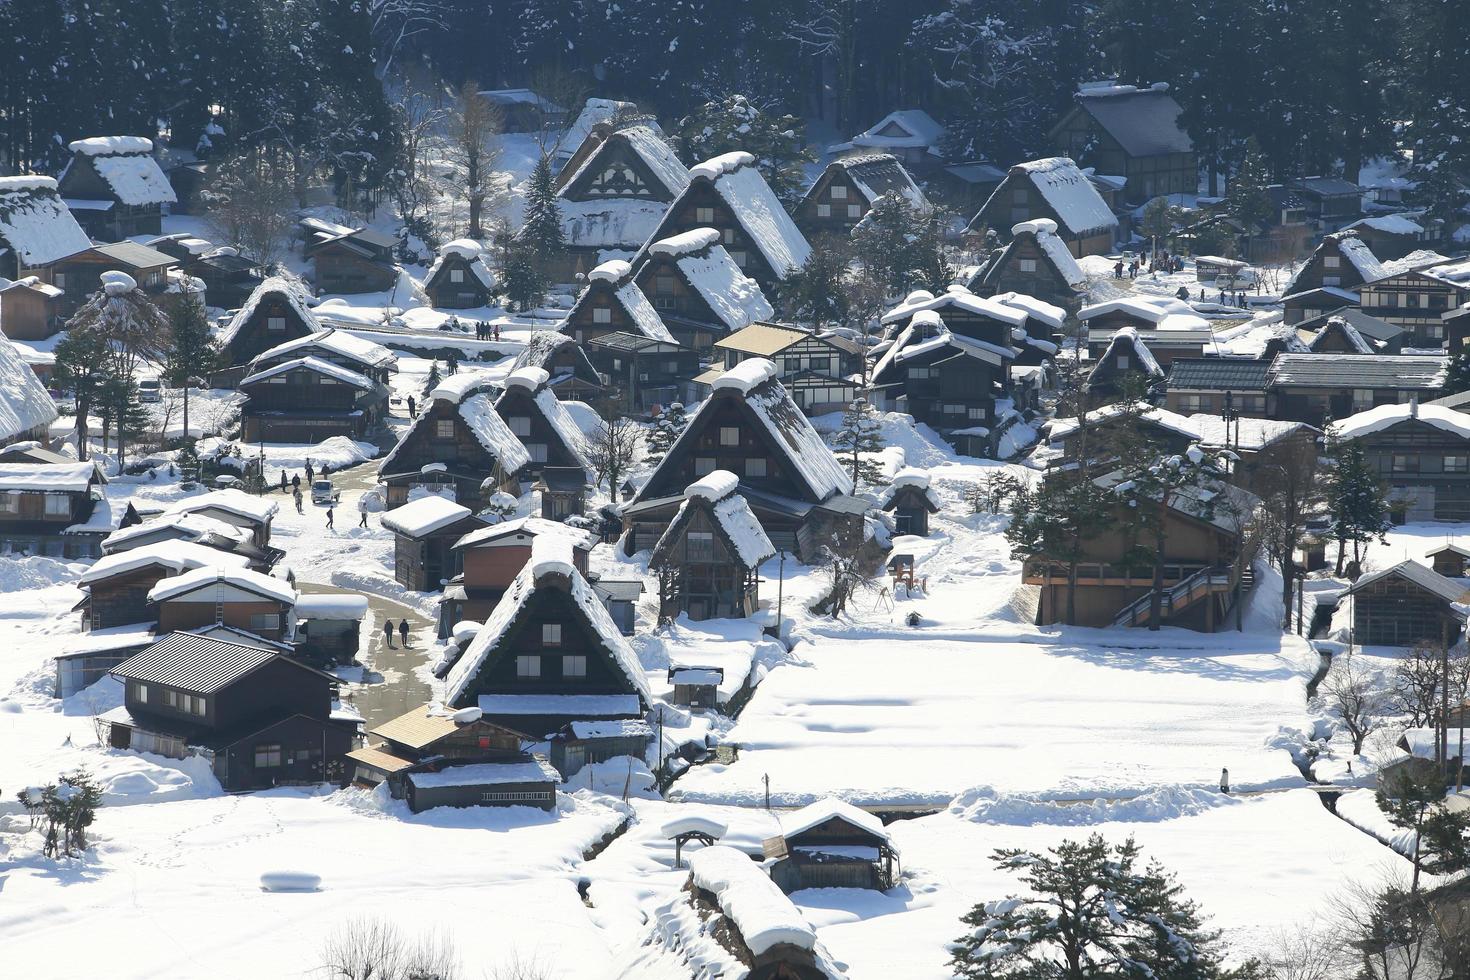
817,204,831,218
830,185,848,200
1427,324,1444,340
695,207,715,223
1353,388,1374,411
1324,255,1340,269
1407,294,1421,308
719,426,740,447
541,623,562,646
1321,276,1341,287
435,419,456,439
0,494,15,514
162,689,177,708
254,744,283,768
508,416,531,437
516,655,541,678
249,613,280,631
53,272,66,288
1012,188,1028,204
190,695,206,716
1019,258,1037,273
1446,455,1469,474
527,443,548,463
722,228,737,244
847,204,861,219
1178,394,1207,413
1116,354,1130,370
908,367,931,380
730,250,747,267
694,456,716,475
746,457,767,477
655,275,677,295
967,407,987,420
135,683,148,704
44,494,70,516
688,530,715,561
562,655,587,678
1384,293,1399,308
943,403,966,415
665,360,680,373
1392,454,1418,474
592,306,612,324
267,316,286,332
449,268,464,283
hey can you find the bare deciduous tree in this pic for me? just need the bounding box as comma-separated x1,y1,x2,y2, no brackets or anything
204,150,299,268
1393,640,1445,729
370,0,449,78
1254,443,1324,630
446,81,504,240
1321,650,1390,755
585,417,641,496
318,917,458,980
1259,921,1350,980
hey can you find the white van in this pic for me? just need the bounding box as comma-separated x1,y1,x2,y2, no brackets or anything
138,377,162,403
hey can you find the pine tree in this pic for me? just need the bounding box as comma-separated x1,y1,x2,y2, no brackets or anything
950,834,1259,979
164,299,219,444
1325,433,1391,576
776,237,851,330
675,94,815,205
832,398,886,491
850,192,950,297
421,360,443,400
502,240,547,313
1006,474,1113,626
53,329,112,462
645,402,689,467
520,153,565,260
1377,767,1470,895
1446,349,1470,396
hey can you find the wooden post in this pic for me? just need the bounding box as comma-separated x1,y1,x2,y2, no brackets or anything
1443,618,1451,778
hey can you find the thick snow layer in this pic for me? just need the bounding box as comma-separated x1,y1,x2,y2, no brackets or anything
165,488,280,524
1032,224,1088,286
661,814,729,838
0,461,97,491
991,291,1066,331
427,370,496,404
688,844,818,954
650,228,720,256
405,758,561,788
79,540,252,585
1334,402,1470,442
712,358,779,394
425,242,496,291
0,334,58,443
219,276,319,350
614,280,675,342
254,328,395,370
560,198,669,250
0,176,93,266
1015,157,1117,235
703,159,812,276
459,393,533,473
380,495,472,538
241,355,375,390
1092,324,1163,378
146,564,297,605
293,592,368,619
672,241,775,330
530,533,577,579
87,149,178,206
69,135,154,155
505,365,551,390
780,797,890,843
673,630,1313,808
533,387,594,474
686,470,740,501
588,259,631,283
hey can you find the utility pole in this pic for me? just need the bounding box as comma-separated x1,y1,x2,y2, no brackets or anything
1442,618,1451,777
776,550,787,635
763,772,770,811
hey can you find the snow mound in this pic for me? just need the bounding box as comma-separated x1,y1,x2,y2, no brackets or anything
650,228,720,256
712,357,778,394
685,470,738,501
689,151,755,181
529,534,576,580
69,135,153,155
1011,217,1058,236
259,871,322,892
101,270,136,295
588,259,631,282
0,554,85,592
949,784,1237,826
504,366,550,391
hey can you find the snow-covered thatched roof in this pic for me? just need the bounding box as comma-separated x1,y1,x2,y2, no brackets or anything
379,389,531,479
1007,158,1117,237
0,333,58,444
146,565,296,605
494,370,592,476
424,239,496,292
65,136,176,206
570,260,674,343
1089,325,1163,382
0,176,92,267
689,151,810,277
653,470,775,570
219,276,318,349
253,328,396,371
240,355,375,390
647,230,774,331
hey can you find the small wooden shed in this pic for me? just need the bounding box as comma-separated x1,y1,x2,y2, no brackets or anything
877,468,940,537
380,495,488,592
1428,543,1470,579
402,755,560,812
1343,561,1468,648
668,665,724,710
764,797,899,894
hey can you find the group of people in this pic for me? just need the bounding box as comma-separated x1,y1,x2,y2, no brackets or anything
275,458,337,516
382,617,411,647
1112,252,1187,280
442,315,500,341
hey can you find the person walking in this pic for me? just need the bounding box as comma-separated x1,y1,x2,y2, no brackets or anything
493,323,500,341
398,619,410,647
325,503,335,529
292,473,301,492
358,496,370,528
305,460,315,483
407,394,416,418
279,470,288,493
293,488,304,514
321,462,331,478
382,618,395,648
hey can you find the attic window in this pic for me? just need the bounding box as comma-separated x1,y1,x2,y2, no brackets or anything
694,456,716,475
541,623,562,646
746,457,767,477
436,420,456,439
516,655,541,678
847,204,861,219
719,426,740,446
696,206,715,223
1324,255,1340,269
449,268,465,283
817,204,831,218
562,655,586,678
688,530,715,561
830,185,847,200
593,306,612,324
267,316,286,331
508,416,531,437
1019,258,1037,273
1116,354,1131,370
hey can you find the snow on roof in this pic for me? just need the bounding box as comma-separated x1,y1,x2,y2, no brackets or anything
380,495,473,538
1347,214,1425,236
713,358,780,394
512,330,582,376
0,176,92,267
454,514,597,551
991,291,1067,331
0,461,97,492
68,136,176,206
876,467,941,511
588,260,630,283
79,540,251,585
405,758,561,788
0,334,58,444
253,328,395,370
1026,222,1089,286
505,366,551,391
779,796,891,843
686,470,740,501
651,228,720,256
668,241,774,331
1337,234,1387,283
241,355,375,390
1091,326,1163,378
559,197,670,251
1348,560,1468,604
147,564,297,605
688,845,818,955
0,275,64,298
661,814,728,838
102,512,246,551
1013,158,1117,236
444,530,651,706
219,276,318,349
1308,316,1375,354
1080,296,1206,331
564,124,689,198
425,241,496,291
554,97,641,159
662,471,774,569
834,154,926,208
1073,83,1192,157
614,279,674,342
831,109,945,153
880,286,1028,327
697,155,811,276
62,623,156,657
1334,402,1470,443
165,488,279,524
428,371,497,404
533,387,592,473
294,592,369,619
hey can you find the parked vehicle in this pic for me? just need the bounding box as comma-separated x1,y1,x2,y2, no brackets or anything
138,377,162,403
311,479,336,505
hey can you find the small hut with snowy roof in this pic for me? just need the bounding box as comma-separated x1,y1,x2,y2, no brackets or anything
968,158,1117,257
1084,325,1164,407
967,218,1089,316
563,258,675,346
58,136,176,239
764,797,899,893
380,495,489,592
878,469,940,537
443,517,597,636
377,373,529,509
493,366,592,481
553,123,690,281
623,359,861,561
0,331,58,451
443,535,652,741
510,330,604,402
423,240,496,309
651,470,775,622
635,151,812,290
630,229,774,353
217,276,321,368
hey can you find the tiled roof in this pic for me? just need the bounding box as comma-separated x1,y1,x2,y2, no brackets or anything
1166,358,1272,391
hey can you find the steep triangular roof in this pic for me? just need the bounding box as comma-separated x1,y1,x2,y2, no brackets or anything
1087,325,1163,385
560,124,689,201
0,333,58,443
423,240,496,292
511,330,600,386
444,535,651,706
378,386,530,479
566,260,674,342
651,471,776,571
219,276,319,350
640,230,774,331
1307,315,1375,354
0,176,92,267
494,368,592,476
63,136,176,206
979,158,1117,238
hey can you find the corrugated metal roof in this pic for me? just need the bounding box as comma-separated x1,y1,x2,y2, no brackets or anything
1166,358,1273,391
370,705,461,750
714,322,807,357
111,631,279,693
1268,354,1446,389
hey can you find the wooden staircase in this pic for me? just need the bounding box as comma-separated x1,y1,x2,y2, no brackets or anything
1112,565,1236,628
